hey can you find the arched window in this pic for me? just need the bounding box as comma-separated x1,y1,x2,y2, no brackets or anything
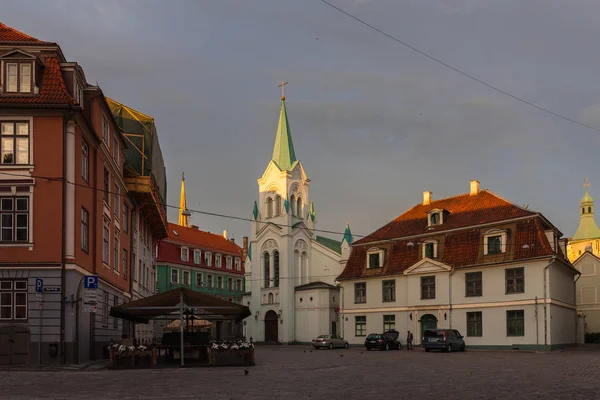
273,250,280,287
297,197,302,218
589,207,592,213
582,207,585,214
263,252,270,288
268,293,274,304
266,198,273,218
275,195,281,216
290,195,296,216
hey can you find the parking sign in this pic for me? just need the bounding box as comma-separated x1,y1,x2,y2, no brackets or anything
83,275,98,289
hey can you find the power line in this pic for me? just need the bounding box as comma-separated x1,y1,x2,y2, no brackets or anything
0,170,555,248
319,0,600,133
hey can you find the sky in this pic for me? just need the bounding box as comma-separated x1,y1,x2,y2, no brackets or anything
3,0,600,242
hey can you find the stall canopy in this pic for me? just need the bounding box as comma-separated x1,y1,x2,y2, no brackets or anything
109,287,251,324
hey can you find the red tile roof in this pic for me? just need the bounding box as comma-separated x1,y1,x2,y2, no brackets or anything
0,57,76,105
165,223,242,256
338,190,561,280
0,22,50,43
354,190,536,245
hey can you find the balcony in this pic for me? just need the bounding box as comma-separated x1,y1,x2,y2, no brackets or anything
125,175,167,239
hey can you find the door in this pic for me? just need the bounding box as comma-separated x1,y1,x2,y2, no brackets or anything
420,314,438,336
0,326,30,365
264,310,279,342
331,321,337,336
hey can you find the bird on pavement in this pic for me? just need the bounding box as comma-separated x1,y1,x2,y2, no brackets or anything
244,370,249,376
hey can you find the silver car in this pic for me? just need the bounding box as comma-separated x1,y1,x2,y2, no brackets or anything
312,334,349,349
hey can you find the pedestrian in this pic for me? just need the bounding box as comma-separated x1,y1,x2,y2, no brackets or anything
407,330,413,350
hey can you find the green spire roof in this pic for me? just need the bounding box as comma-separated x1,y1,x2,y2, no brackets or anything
271,99,297,171
309,201,316,222
343,223,353,244
252,201,259,220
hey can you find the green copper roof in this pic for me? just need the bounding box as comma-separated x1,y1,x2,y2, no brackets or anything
252,201,259,220
248,243,252,261
271,99,297,171
315,236,342,254
309,201,316,222
284,197,290,214
342,223,353,244
582,191,594,204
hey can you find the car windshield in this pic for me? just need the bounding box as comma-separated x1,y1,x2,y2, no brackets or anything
317,335,329,338
366,334,381,340
424,330,444,337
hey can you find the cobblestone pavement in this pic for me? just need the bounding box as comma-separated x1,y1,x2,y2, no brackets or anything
1,346,599,399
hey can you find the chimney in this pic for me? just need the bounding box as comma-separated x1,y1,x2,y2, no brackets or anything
223,229,228,239
190,225,199,230
242,236,248,261
230,238,235,244
470,180,480,196
423,191,432,205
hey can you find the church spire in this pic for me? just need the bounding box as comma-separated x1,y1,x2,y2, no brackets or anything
178,172,190,227
271,81,297,171
342,223,353,245
573,178,600,241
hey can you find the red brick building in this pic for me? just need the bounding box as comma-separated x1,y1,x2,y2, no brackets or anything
0,22,167,365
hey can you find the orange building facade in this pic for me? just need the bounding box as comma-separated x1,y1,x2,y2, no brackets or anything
0,22,167,365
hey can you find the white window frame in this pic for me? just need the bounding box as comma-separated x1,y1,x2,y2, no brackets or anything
182,270,190,285
427,209,444,227
196,273,203,287
226,256,232,270
112,135,119,164
422,240,438,259
193,250,201,264
235,257,241,271
366,248,384,269
217,276,223,289
215,254,222,268
236,279,242,291
81,140,89,181
113,230,120,272
0,280,27,320
207,274,213,288
204,252,212,266
483,229,508,255
102,218,110,266
181,247,189,262
171,268,179,283
102,115,109,144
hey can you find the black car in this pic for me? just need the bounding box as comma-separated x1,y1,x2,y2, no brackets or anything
364,331,402,351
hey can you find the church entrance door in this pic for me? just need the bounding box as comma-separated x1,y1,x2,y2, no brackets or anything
264,310,279,342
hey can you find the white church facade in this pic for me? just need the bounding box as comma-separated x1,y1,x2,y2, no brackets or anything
242,93,352,344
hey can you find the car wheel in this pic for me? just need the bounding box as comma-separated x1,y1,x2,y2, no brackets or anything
344,342,349,349
425,348,430,352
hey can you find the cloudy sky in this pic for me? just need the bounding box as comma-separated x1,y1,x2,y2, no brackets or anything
3,0,600,241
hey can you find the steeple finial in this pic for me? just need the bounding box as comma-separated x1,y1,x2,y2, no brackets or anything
178,171,189,227
584,177,590,188
271,87,297,171
278,80,288,101
308,201,316,222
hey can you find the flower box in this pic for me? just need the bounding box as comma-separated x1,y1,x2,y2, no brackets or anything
209,341,255,366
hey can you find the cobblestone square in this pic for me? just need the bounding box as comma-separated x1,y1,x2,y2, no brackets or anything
1,346,599,399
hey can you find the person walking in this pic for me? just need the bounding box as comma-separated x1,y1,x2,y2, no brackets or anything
406,330,413,350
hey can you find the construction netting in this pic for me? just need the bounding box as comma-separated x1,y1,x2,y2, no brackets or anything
107,98,167,208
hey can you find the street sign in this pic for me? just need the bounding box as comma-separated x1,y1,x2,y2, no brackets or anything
35,293,43,309
35,278,43,293
84,275,99,289
43,286,61,293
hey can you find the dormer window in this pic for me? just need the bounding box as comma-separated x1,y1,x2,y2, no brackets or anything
423,240,438,259
180,247,189,262
483,229,508,255
5,62,32,93
427,209,446,227
367,247,384,269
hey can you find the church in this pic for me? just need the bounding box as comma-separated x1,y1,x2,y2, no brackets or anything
242,88,352,344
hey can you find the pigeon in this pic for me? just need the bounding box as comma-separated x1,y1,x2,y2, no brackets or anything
244,370,249,376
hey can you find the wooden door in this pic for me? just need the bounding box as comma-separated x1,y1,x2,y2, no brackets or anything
264,311,278,342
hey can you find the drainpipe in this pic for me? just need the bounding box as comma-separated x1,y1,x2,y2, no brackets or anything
338,282,344,339
448,267,455,328
535,296,539,351
543,256,557,348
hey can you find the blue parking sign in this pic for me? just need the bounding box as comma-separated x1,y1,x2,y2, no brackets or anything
84,275,98,289
35,278,43,293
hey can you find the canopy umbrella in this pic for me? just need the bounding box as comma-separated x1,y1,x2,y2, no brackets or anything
164,318,214,332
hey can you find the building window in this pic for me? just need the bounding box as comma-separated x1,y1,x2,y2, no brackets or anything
131,250,136,281
228,277,233,291
429,212,440,225
196,273,203,287
506,310,524,336
112,135,119,163
81,207,89,252
421,276,436,300
102,115,109,144
235,257,241,271
1,121,30,165
263,252,270,288
207,275,213,288
355,316,366,336
465,271,482,297
181,247,189,262
266,197,273,218
275,195,281,216
113,184,120,216
423,241,437,258
171,268,179,283
383,315,395,332
113,297,119,329
354,282,366,303
0,280,27,320
102,218,110,265
215,254,222,268
193,250,201,264
466,311,482,337
236,279,242,291
226,256,232,269
103,168,110,204
5,62,32,93
483,229,507,255
123,204,128,232
297,197,302,218
505,267,524,294
0,197,28,243
81,141,89,182
113,231,119,271
204,252,212,266
367,248,383,269
382,280,395,302
182,271,190,286
102,292,108,327
217,276,223,289
122,249,128,279
273,250,280,287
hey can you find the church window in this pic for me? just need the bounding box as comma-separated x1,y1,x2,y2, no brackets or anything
290,195,296,216
297,198,302,218
266,198,273,218
589,207,592,213
273,250,280,287
268,293,274,304
275,196,281,216
582,207,585,214
263,252,270,288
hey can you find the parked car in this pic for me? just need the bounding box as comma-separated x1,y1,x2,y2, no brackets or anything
364,332,401,351
312,334,349,349
383,330,403,350
422,329,466,352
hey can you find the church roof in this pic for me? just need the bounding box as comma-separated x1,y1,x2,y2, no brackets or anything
581,190,594,204
271,99,297,171
343,223,353,244
295,281,337,291
315,236,342,254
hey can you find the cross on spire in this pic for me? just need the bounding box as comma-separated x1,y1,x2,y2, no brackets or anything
585,177,590,188
278,80,288,100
